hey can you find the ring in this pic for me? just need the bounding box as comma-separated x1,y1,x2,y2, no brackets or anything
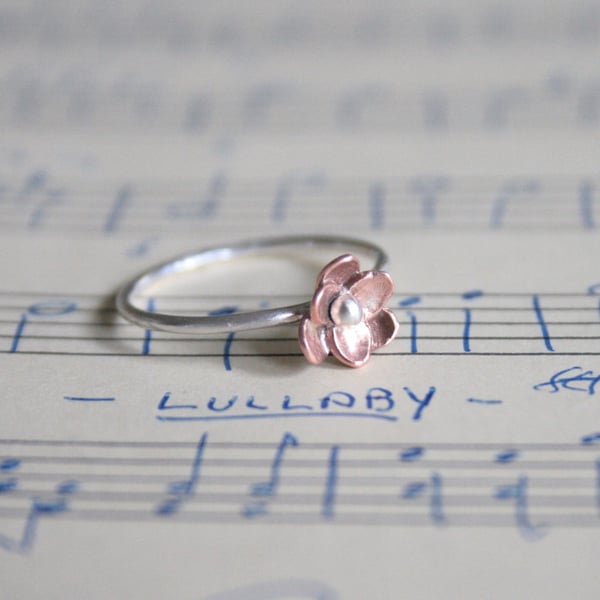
116,235,399,368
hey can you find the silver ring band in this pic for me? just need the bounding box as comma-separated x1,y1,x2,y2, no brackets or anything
115,235,387,334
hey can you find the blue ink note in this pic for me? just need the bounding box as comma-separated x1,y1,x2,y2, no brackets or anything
11,300,77,353
104,185,132,233
243,83,290,127
406,311,418,354
489,178,539,228
209,306,238,371
126,237,158,258
461,290,482,353
251,433,299,497
322,446,339,520
271,172,325,223
336,84,388,128
28,300,77,316
28,188,63,230
0,479,79,554
9,314,27,353
241,500,268,518
409,176,448,226
0,479,18,493
495,449,520,463
17,169,47,202
399,296,421,307
581,432,600,445
403,482,427,498
580,181,595,229
142,298,155,355
167,173,226,219
156,433,208,516
0,458,20,471
495,476,546,541
402,473,445,525
399,447,424,462
532,295,554,352
462,289,483,300
369,182,385,230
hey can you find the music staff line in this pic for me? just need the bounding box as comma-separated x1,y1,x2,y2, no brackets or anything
1,175,597,233
5,0,600,51
1,436,600,553
1,290,600,357
3,77,600,135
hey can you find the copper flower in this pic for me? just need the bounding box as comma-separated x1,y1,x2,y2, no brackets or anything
299,254,399,368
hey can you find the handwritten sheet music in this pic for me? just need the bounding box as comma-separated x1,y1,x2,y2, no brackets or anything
2,1,600,598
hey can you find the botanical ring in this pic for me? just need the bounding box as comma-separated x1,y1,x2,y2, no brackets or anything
115,235,399,368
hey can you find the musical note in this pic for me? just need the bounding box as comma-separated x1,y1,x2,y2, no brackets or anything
243,433,299,517
0,479,80,554
156,433,208,516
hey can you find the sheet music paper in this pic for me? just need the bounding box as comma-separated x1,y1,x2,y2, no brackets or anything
2,1,600,597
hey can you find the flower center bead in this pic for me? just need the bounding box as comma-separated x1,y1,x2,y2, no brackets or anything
329,294,363,326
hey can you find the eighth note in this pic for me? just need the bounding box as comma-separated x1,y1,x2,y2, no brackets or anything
156,433,208,516
243,433,299,518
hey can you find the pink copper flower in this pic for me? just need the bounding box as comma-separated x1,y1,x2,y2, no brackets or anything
299,254,399,368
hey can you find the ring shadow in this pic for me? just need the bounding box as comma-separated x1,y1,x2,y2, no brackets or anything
93,289,345,377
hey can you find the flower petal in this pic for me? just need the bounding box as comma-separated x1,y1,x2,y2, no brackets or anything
368,308,399,349
298,317,329,364
328,321,371,368
317,254,360,287
348,271,394,316
310,280,341,325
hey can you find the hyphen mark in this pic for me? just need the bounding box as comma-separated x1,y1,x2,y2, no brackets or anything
468,398,503,405
532,295,554,352
64,396,115,402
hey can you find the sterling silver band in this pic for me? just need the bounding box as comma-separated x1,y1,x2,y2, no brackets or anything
115,235,387,334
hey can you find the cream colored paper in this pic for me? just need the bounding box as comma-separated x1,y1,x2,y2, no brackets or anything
1,1,600,598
